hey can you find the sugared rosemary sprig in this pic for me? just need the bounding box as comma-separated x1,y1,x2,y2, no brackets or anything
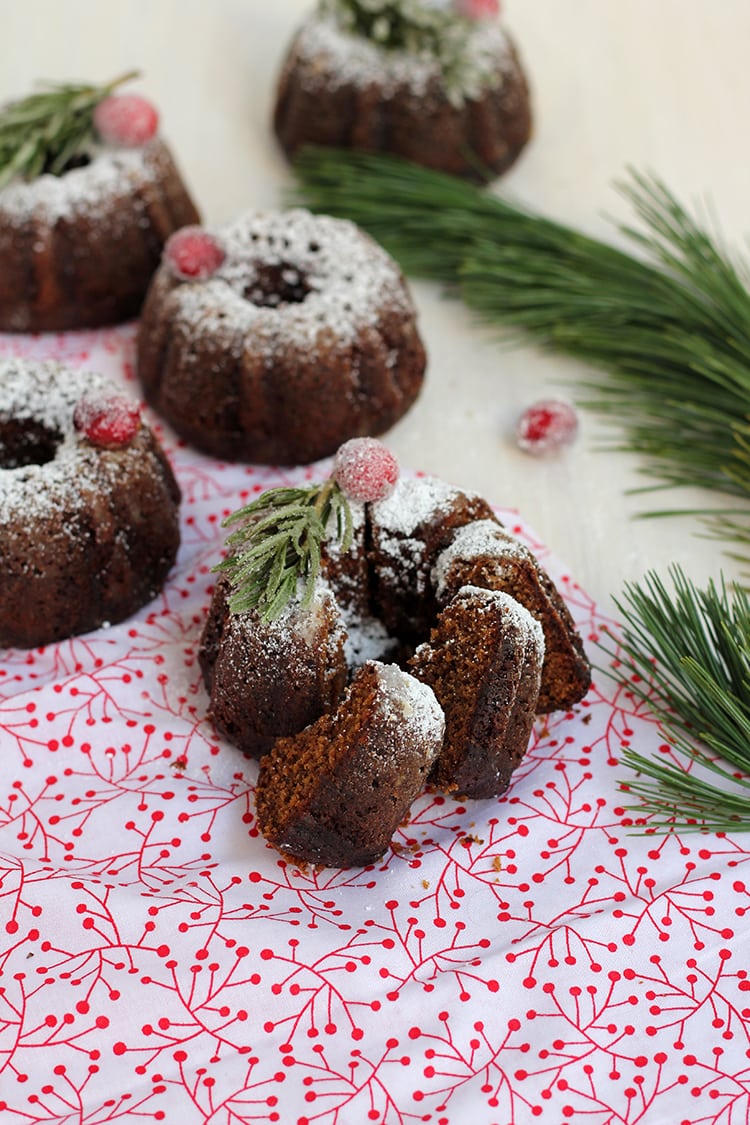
215,480,353,620
0,70,139,187
598,567,750,832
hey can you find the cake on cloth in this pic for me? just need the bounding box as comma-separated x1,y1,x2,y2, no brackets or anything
199,440,591,867
273,0,532,180
136,209,426,465
0,74,200,333
0,359,181,649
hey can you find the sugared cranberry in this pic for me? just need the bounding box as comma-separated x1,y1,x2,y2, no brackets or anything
93,93,159,147
453,0,500,20
332,438,400,503
73,392,141,448
516,398,579,456
164,227,226,281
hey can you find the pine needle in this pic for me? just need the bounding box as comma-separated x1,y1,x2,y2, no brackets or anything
292,149,750,561
598,567,750,831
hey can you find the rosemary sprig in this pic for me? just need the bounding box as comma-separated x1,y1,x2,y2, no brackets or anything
0,70,140,187
214,479,353,620
599,567,750,832
292,149,750,558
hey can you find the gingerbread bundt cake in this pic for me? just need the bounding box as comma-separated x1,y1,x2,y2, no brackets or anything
256,660,445,868
199,458,591,865
0,359,181,649
0,78,199,333
136,209,426,465
273,1,532,180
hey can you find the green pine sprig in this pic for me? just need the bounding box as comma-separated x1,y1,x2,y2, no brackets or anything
214,479,354,621
598,566,750,832
291,148,750,562
0,70,140,188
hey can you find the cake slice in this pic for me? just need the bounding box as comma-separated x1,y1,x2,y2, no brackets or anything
409,586,544,799
255,661,445,868
432,520,591,713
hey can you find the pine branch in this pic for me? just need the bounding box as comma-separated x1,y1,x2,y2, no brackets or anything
598,567,750,831
291,149,750,560
0,70,139,187
215,480,353,620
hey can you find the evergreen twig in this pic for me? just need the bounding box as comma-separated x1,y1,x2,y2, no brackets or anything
598,567,750,831
0,70,139,187
215,480,353,620
292,149,750,561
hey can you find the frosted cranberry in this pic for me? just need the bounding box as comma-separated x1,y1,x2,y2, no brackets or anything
332,438,400,503
93,93,159,146
453,0,500,20
164,227,226,281
73,392,141,448
516,399,579,456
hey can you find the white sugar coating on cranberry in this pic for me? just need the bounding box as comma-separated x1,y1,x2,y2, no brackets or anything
516,398,579,456
453,0,501,20
73,392,141,448
332,437,400,503
93,93,159,147
164,226,226,281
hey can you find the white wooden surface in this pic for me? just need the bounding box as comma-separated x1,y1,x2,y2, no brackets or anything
3,0,749,612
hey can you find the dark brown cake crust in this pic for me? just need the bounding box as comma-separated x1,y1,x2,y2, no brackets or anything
273,17,532,180
255,661,444,867
136,209,426,466
0,360,181,649
409,586,544,799
0,140,200,333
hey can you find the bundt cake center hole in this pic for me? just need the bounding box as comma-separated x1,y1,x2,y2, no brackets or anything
0,420,61,468
244,262,311,308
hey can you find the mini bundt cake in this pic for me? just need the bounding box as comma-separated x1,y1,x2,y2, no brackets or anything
255,660,445,867
200,454,592,866
0,78,200,333
409,586,544,799
432,519,592,712
0,359,181,649
273,0,532,180
135,208,426,465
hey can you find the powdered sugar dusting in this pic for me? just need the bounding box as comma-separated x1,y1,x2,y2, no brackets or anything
374,661,445,743
0,140,166,226
0,359,139,525
432,518,529,598
292,12,512,101
371,476,472,537
162,208,414,352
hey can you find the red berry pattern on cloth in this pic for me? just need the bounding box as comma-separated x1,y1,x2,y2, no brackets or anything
93,93,159,146
332,436,400,502
516,397,579,456
164,226,226,281
73,390,141,447
0,325,745,1124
